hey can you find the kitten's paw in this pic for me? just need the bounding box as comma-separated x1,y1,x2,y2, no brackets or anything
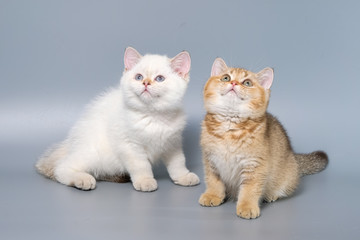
236,202,260,219
133,177,158,192
173,172,200,186
73,173,96,190
199,193,224,207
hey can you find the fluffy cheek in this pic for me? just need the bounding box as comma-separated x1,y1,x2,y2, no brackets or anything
247,88,267,111
204,92,230,114
127,80,162,99
204,84,229,114
160,79,187,105
129,81,144,96
147,84,165,99
204,88,253,116
120,72,142,96
220,84,234,96
204,95,219,113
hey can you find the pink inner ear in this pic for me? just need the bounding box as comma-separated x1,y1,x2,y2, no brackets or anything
258,68,274,89
124,47,142,71
211,58,227,76
171,51,191,77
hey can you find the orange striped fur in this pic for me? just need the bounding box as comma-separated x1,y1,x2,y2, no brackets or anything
199,58,328,219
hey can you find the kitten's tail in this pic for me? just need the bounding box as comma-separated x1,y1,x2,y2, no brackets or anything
295,151,329,176
35,142,68,180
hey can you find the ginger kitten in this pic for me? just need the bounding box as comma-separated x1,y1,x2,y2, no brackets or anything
36,47,200,191
199,58,328,219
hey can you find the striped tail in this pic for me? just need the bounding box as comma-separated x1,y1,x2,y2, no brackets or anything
295,151,329,176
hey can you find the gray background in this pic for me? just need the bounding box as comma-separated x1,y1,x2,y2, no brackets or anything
1,0,359,239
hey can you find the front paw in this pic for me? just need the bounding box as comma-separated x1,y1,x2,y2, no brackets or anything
73,173,96,190
173,172,200,186
133,177,158,192
199,193,224,207
236,202,260,219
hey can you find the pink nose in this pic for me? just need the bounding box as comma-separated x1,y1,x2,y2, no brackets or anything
231,81,237,86
143,80,151,87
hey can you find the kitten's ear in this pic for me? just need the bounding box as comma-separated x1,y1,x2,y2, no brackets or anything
211,58,228,76
171,51,191,78
124,47,142,71
256,67,274,89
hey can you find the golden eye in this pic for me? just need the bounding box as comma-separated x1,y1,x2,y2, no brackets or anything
242,79,253,87
221,74,231,82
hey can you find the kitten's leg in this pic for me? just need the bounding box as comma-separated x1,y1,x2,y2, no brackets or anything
55,165,96,191
122,151,158,192
199,157,226,207
162,147,200,187
264,158,299,202
236,168,266,219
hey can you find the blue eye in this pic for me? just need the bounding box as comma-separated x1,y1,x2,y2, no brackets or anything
135,74,143,81
154,75,165,82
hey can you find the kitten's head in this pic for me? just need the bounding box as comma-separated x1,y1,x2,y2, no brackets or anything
203,58,274,118
120,47,191,112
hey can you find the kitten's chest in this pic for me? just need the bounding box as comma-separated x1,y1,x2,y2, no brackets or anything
209,147,258,183
202,118,264,184
128,111,185,146
207,123,256,149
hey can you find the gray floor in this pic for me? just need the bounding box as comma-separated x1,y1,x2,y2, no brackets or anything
1,1,360,239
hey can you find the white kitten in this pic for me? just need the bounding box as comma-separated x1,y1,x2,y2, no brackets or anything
36,47,200,191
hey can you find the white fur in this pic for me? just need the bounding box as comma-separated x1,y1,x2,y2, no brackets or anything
207,139,260,199
36,48,199,191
